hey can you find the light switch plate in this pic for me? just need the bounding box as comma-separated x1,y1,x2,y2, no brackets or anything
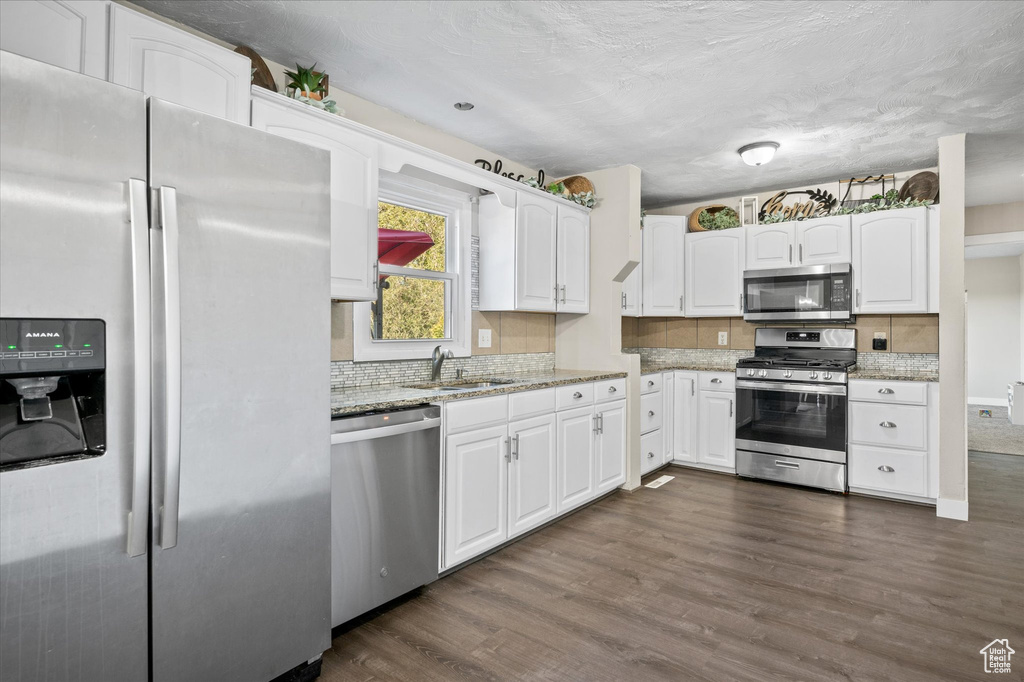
718,331,728,346
478,328,492,348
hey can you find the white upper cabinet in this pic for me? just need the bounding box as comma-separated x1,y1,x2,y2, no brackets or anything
685,230,745,316
621,262,641,317
852,207,929,313
670,371,698,463
515,192,558,311
641,215,686,316
507,414,558,538
251,91,379,301
1,0,109,78
109,4,251,124
795,215,851,265
556,204,590,313
745,224,795,271
594,400,626,493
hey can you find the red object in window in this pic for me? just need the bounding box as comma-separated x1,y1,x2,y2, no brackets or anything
377,228,434,267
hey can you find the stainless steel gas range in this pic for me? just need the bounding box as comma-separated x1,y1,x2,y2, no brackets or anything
734,328,856,492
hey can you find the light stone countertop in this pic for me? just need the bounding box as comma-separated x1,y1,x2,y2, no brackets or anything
331,369,628,417
641,362,738,374
848,368,939,382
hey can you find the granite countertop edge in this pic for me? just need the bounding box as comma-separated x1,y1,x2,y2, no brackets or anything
331,369,628,417
847,369,939,382
640,363,738,374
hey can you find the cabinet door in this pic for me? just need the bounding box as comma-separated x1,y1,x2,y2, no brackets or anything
685,231,745,316
109,4,251,124
698,390,735,468
515,192,558,311
443,425,509,567
508,414,558,538
1,0,109,78
556,405,596,512
621,262,641,317
641,215,685,316
252,95,379,301
671,372,698,463
556,205,590,313
852,207,928,313
595,400,626,492
745,224,794,270
795,215,851,265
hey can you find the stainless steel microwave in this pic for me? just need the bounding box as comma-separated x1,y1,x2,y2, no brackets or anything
743,263,852,322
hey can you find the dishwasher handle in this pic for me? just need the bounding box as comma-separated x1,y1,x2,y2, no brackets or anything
331,417,441,444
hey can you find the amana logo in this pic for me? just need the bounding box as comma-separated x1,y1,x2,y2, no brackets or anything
25,332,60,338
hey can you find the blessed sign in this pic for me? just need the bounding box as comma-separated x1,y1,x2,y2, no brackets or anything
759,188,837,221
475,158,545,185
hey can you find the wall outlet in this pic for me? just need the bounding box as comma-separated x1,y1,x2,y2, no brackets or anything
872,331,887,351
718,331,728,346
478,328,492,348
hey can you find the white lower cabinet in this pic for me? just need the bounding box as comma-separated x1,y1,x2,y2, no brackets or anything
848,379,937,501
443,382,626,569
670,371,698,463
640,429,664,475
698,386,736,469
508,414,558,538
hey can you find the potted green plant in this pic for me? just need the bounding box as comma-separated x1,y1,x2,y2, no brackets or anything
284,63,328,101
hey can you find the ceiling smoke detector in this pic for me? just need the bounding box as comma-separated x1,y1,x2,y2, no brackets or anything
453,102,475,111
738,141,780,167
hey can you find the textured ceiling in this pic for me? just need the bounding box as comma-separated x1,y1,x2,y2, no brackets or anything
136,0,1024,207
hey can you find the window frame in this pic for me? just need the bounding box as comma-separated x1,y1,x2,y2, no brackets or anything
352,176,472,362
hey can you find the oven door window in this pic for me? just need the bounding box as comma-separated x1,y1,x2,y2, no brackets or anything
745,274,831,314
736,386,846,454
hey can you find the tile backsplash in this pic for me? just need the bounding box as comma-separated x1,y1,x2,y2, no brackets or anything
855,352,939,375
331,352,555,390
626,347,752,368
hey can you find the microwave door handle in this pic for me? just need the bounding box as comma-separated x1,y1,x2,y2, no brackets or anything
126,178,151,557
156,186,182,550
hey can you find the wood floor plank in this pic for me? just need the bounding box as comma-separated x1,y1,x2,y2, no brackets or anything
322,452,1024,681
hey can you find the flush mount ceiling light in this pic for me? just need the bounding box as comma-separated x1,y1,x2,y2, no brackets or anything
738,141,780,167
453,102,474,111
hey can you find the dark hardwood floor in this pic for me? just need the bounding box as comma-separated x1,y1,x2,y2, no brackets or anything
321,452,1024,681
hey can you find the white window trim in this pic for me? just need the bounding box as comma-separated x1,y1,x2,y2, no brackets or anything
353,176,473,362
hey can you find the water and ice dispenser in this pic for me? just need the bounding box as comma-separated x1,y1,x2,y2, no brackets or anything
0,318,106,470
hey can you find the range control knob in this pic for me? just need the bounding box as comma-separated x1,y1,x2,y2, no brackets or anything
784,370,793,378
808,371,819,380
758,369,768,378
823,371,833,380
747,369,755,376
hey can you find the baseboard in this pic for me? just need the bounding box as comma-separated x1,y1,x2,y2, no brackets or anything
968,397,1008,407
937,497,969,521
670,460,736,475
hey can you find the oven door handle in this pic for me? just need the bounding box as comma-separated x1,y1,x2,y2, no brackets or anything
736,380,847,396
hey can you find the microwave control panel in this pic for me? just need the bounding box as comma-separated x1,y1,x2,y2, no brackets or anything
830,276,850,308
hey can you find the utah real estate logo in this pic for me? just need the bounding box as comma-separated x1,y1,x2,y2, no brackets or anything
980,639,1014,674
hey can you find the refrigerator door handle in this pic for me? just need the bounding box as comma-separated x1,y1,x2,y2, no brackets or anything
157,186,182,550
127,178,151,557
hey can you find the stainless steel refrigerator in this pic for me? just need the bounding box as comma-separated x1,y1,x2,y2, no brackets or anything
0,51,332,682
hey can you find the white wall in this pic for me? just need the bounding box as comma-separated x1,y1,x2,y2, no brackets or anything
966,257,1021,404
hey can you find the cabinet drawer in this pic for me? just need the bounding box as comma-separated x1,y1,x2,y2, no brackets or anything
849,445,928,497
640,392,663,434
849,380,928,405
640,429,663,474
594,378,626,402
556,382,594,410
445,395,508,435
508,388,556,421
700,372,735,392
641,373,663,394
850,402,927,450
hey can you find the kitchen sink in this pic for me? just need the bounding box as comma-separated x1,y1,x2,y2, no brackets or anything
405,378,517,391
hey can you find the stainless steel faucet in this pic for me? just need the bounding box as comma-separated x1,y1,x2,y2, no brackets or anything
431,345,454,381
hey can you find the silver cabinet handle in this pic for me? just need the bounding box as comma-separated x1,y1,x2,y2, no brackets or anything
505,437,512,462
560,284,567,304
711,378,722,383
739,293,743,311
608,386,617,393
647,452,655,459
648,410,655,417
878,465,895,473
127,178,151,558
513,433,520,460
856,289,861,308
878,388,895,394
156,186,182,550
729,399,733,417
621,291,627,309
593,415,600,434
573,391,583,399
879,421,897,428
679,294,684,311
691,382,695,396
647,380,655,387
775,460,800,469
372,260,379,290
789,244,793,262
799,243,803,263
599,412,605,434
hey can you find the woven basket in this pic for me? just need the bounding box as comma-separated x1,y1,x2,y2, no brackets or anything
688,204,729,232
556,175,595,195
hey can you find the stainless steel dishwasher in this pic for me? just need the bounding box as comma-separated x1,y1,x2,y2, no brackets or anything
330,405,441,627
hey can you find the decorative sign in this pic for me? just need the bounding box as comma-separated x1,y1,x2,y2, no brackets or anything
759,188,837,221
474,158,545,185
